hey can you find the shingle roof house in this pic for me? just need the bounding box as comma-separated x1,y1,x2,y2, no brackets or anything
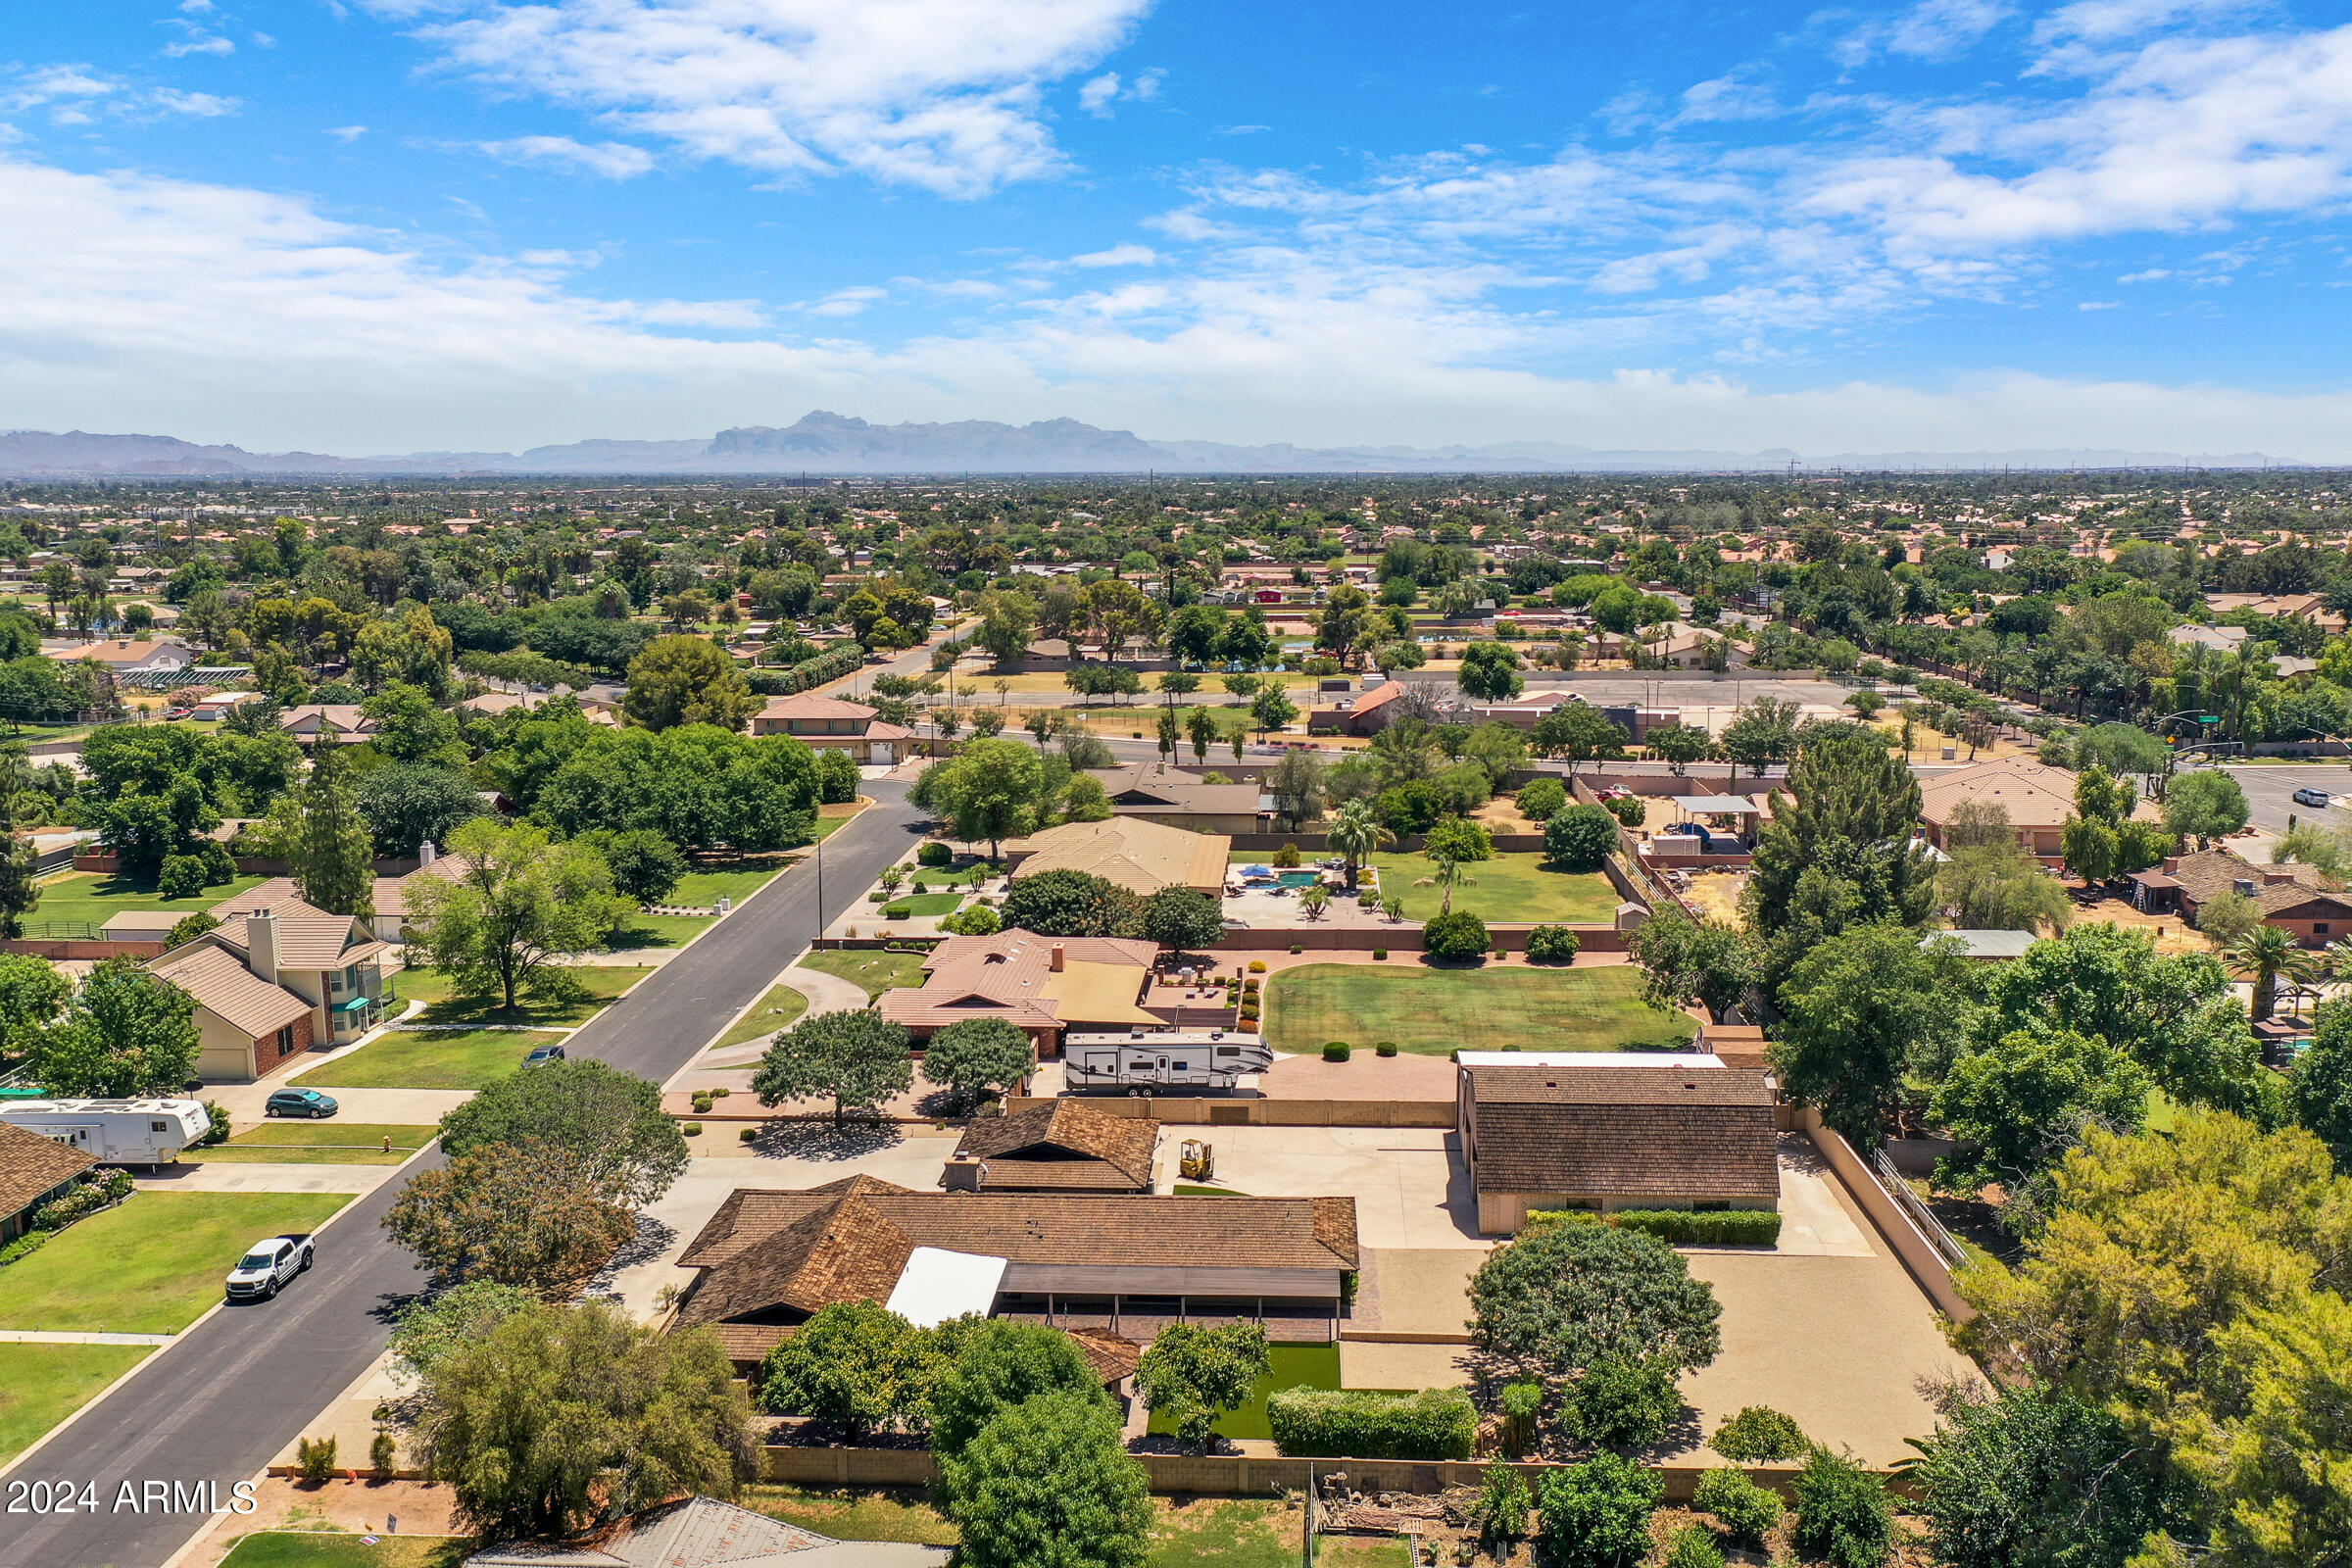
1457,1065,1781,1235
944,1101,1159,1193
462,1494,947,1567
874,928,1160,1051
675,1175,1358,1342
1004,816,1230,898
0,1120,97,1244
2128,847,2352,948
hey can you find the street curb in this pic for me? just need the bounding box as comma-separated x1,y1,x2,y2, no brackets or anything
0,1135,441,1487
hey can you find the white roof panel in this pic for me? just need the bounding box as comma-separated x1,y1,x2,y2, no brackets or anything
884,1247,1008,1329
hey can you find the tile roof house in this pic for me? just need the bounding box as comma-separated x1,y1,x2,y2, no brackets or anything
45,636,196,674
675,1175,1359,1346
750,694,913,763
1917,757,2160,858
1084,763,1270,835
1004,816,1230,898
462,1494,948,1568
2128,848,2352,949
154,898,401,1079
1308,678,1410,737
1456,1064,1781,1235
277,705,375,745
874,929,1161,1053
943,1102,1159,1193
0,1120,97,1245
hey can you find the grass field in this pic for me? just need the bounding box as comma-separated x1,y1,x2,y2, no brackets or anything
1145,1343,1342,1444
0,1343,152,1464
1365,851,1618,925
190,1122,436,1165
397,966,644,1028
746,1487,960,1545
670,866,783,906
216,1535,469,1568
1266,962,1698,1055
798,950,930,998
0,1192,350,1333
880,893,964,917
293,1029,566,1091
28,869,272,929
716,979,812,1049
608,912,716,949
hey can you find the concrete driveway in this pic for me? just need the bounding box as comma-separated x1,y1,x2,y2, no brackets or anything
1195,1125,1482,1248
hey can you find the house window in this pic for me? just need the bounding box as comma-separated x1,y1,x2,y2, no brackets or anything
2319,924,2331,936
275,1025,295,1054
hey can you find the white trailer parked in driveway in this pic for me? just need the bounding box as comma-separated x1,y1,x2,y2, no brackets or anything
0,1099,213,1165
1062,1030,1273,1092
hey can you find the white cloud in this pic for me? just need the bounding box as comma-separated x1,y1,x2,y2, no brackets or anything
372,0,1152,198
1070,243,1157,267
2118,267,2172,281
1079,72,1121,116
2034,0,2265,47
2079,298,2121,308
326,124,368,142
807,285,887,317
162,33,235,58
468,135,657,179
1675,68,1779,124
1887,0,2012,60
1215,123,1269,136
3,64,238,123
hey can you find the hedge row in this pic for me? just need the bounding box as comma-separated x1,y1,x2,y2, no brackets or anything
1525,1207,1782,1247
755,643,868,696
1267,1386,1478,1460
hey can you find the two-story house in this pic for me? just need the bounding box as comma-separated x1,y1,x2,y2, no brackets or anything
151,897,402,1082
749,693,912,764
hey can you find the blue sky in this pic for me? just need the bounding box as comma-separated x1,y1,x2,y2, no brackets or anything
6,0,2352,457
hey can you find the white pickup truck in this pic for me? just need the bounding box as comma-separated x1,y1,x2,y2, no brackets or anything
224,1234,315,1301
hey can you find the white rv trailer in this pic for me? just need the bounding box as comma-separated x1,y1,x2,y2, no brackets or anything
0,1099,213,1165
1061,1030,1273,1093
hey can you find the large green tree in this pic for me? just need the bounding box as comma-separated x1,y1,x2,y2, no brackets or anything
1468,1220,1721,1387
752,1009,914,1125
756,1300,935,1442
405,818,634,1009
291,738,376,916
1745,725,1937,985
622,635,760,731
1626,908,1760,1024
436,1059,688,1207
354,760,484,858
31,959,198,1098
938,1392,1152,1568
919,1017,1034,1109
927,1319,1109,1458
1773,924,1974,1142
382,1138,638,1296
1134,1321,1270,1452
1000,868,1143,938
1930,1026,2152,1203
416,1298,752,1544
909,738,1049,860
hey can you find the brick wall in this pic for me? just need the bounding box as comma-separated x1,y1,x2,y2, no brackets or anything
255,1011,315,1075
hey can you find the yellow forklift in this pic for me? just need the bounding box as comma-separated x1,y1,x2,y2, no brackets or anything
1179,1139,1215,1184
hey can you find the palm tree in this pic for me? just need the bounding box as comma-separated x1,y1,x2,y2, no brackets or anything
2229,924,2318,1021
1327,800,1394,891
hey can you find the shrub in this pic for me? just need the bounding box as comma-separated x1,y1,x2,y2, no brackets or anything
939,906,1002,936
1290,944,1303,955
1544,805,1619,870
1249,960,1267,973
1421,909,1491,961
1611,1210,1783,1247
1792,1448,1895,1568
885,906,911,920
1323,1042,1352,1062
1525,925,1581,964
1243,977,1261,993
1567,1356,1681,1449
369,1431,399,1476
158,854,209,900
29,1170,133,1233
0,1230,51,1268
1499,1380,1544,1458
739,1127,759,1143
1471,1462,1532,1549
1692,1466,1782,1546
1534,1451,1661,1568
1274,844,1302,868
691,1091,714,1112
296,1436,339,1485
1371,948,1388,960
910,879,929,896
684,1122,703,1137
1604,794,1646,828
1266,1387,1477,1460
918,842,953,867
1376,1041,1398,1057
1711,1404,1810,1463
197,1101,231,1148
1662,1525,1726,1568
1516,777,1567,822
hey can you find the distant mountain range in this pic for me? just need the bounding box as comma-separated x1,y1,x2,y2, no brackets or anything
0,413,2301,478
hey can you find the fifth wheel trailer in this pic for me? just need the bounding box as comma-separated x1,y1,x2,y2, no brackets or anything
0,1099,213,1165
1062,1031,1273,1092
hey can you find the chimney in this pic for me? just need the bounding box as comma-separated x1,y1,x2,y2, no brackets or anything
2263,868,2297,885
2232,878,2257,898
942,1156,986,1193
417,839,438,867
2163,856,2180,874
247,908,279,986
1050,943,1065,973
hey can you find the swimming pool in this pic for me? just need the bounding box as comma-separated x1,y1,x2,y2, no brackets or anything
1275,870,1321,888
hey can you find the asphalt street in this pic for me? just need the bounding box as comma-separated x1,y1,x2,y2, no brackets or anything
0,779,925,1568
2219,761,2352,836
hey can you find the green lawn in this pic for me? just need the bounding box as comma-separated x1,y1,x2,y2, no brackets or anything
28,869,273,931
607,913,717,950
189,1123,436,1165
1146,1343,1341,1444
0,1343,152,1464
880,893,964,917
1267,962,1698,1054
746,1487,959,1545
1365,851,1618,925
292,1029,566,1091
798,950,931,999
0,1192,350,1333
716,980,811,1049
397,966,644,1027
216,1534,470,1568
671,866,784,907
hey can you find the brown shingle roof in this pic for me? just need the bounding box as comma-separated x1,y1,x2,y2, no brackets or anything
875,929,1155,1035
676,1179,1358,1328
953,1102,1157,1189
150,945,313,1038
1467,1066,1780,1201
1067,1327,1142,1384
2164,848,2352,916
0,1121,96,1220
